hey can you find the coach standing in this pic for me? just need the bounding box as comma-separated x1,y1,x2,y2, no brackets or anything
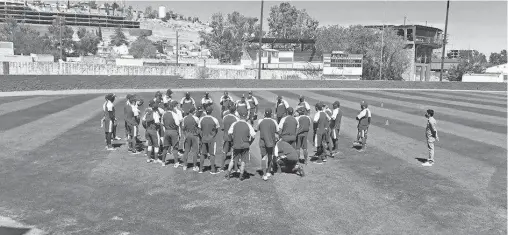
423,109,439,166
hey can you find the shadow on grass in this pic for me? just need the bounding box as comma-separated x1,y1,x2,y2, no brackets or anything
415,157,428,163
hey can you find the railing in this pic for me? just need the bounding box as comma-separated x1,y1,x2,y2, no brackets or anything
415,36,443,46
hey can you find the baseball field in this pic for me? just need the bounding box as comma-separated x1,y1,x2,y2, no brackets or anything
0,78,506,235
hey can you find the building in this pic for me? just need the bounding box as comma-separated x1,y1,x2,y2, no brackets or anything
430,58,459,72
158,6,166,19
462,63,508,83
0,0,140,28
366,24,444,81
322,51,363,80
0,41,14,55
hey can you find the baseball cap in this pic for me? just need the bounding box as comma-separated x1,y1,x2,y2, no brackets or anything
297,107,306,115
287,107,294,114
277,95,282,100
299,95,304,99
189,107,196,113
166,89,173,95
205,106,213,114
126,94,133,99
239,111,248,118
197,105,203,110
229,105,237,113
361,101,368,108
249,91,253,94
155,91,162,96
171,100,179,106
148,99,156,107
264,108,272,117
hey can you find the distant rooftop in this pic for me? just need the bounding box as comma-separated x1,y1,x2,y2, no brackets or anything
365,24,443,32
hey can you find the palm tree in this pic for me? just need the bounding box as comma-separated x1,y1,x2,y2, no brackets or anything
111,2,119,16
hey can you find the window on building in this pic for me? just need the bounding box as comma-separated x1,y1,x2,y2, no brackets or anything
407,29,413,41
397,29,405,37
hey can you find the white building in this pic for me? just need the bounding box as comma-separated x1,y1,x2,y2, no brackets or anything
462,63,508,83
158,6,166,19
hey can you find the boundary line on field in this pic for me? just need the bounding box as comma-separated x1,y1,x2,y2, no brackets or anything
0,88,505,97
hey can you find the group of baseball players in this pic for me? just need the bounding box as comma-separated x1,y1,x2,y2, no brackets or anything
101,89,374,181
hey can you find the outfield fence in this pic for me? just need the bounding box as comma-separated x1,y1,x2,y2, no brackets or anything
1,62,321,80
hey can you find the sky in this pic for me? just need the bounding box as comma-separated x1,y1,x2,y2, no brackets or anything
91,1,507,55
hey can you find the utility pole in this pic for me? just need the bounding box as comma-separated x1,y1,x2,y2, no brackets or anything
439,0,450,82
59,16,63,61
380,0,386,80
176,30,179,66
257,0,264,80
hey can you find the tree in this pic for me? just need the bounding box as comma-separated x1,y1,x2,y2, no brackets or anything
315,25,411,80
144,6,152,18
110,27,128,46
187,16,192,22
104,3,110,16
489,50,507,66
0,17,52,55
77,27,87,39
97,26,103,41
125,6,133,20
199,12,259,63
448,50,488,81
267,2,319,41
129,36,157,58
47,18,75,60
75,29,100,56
111,2,119,16
89,0,97,9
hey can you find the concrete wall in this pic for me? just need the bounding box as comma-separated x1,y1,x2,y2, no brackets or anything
462,73,506,83
0,62,321,80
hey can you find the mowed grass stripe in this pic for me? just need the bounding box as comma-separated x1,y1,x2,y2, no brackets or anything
323,91,506,134
251,92,437,234
360,91,506,118
88,92,313,235
260,90,505,234
274,90,497,192
382,90,507,112
0,95,98,132
0,96,33,104
0,96,63,117
0,96,118,153
388,90,507,108
298,90,506,149
0,108,124,234
403,90,507,106
287,90,506,170
437,91,507,101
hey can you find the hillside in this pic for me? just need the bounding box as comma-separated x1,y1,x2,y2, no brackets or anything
141,18,211,46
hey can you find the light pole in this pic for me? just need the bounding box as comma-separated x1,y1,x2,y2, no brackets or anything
440,0,450,82
257,0,264,80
